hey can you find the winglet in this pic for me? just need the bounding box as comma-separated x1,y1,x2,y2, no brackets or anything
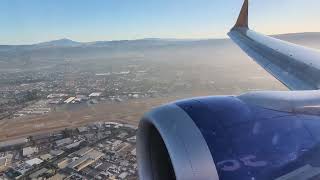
233,0,249,28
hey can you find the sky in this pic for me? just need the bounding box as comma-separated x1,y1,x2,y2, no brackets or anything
1,0,320,45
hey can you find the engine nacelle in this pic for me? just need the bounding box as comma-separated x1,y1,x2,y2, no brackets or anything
137,91,320,180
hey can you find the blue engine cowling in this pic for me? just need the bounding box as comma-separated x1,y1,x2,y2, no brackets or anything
137,91,320,180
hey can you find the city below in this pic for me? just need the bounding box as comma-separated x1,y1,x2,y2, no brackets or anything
0,122,137,180
1,32,318,179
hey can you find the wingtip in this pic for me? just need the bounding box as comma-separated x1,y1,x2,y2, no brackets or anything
233,0,249,29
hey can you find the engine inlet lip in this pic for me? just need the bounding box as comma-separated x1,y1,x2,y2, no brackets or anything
137,103,219,180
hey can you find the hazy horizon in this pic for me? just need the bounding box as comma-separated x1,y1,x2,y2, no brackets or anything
2,31,320,46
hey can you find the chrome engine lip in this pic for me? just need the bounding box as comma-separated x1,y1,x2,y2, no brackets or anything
137,103,219,180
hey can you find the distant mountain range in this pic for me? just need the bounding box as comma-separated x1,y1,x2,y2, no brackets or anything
0,32,320,72
31,38,207,47
1,32,320,48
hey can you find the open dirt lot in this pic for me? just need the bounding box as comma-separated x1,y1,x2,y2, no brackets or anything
0,97,179,141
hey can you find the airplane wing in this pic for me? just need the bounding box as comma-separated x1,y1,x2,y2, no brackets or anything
228,0,320,90
137,1,320,180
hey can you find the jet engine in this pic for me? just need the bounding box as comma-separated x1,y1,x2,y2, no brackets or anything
137,91,320,180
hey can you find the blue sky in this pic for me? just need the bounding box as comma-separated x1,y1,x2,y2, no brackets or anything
1,0,320,44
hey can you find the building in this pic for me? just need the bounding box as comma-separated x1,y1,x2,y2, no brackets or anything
23,147,38,157
56,158,71,169
75,147,93,157
29,168,48,179
50,149,64,156
64,97,76,104
0,157,8,171
68,150,104,172
117,142,132,155
47,94,68,99
65,140,83,149
49,173,66,180
40,154,53,161
123,124,138,130
118,172,128,179
55,138,72,147
127,136,136,143
131,148,136,156
117,132,128,139
86,150,104,160
4,168,22,179
77,126,88,133
26,158,43,166
89,92,102,98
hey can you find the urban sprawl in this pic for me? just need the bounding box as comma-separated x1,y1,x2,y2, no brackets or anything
0,122,137,180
